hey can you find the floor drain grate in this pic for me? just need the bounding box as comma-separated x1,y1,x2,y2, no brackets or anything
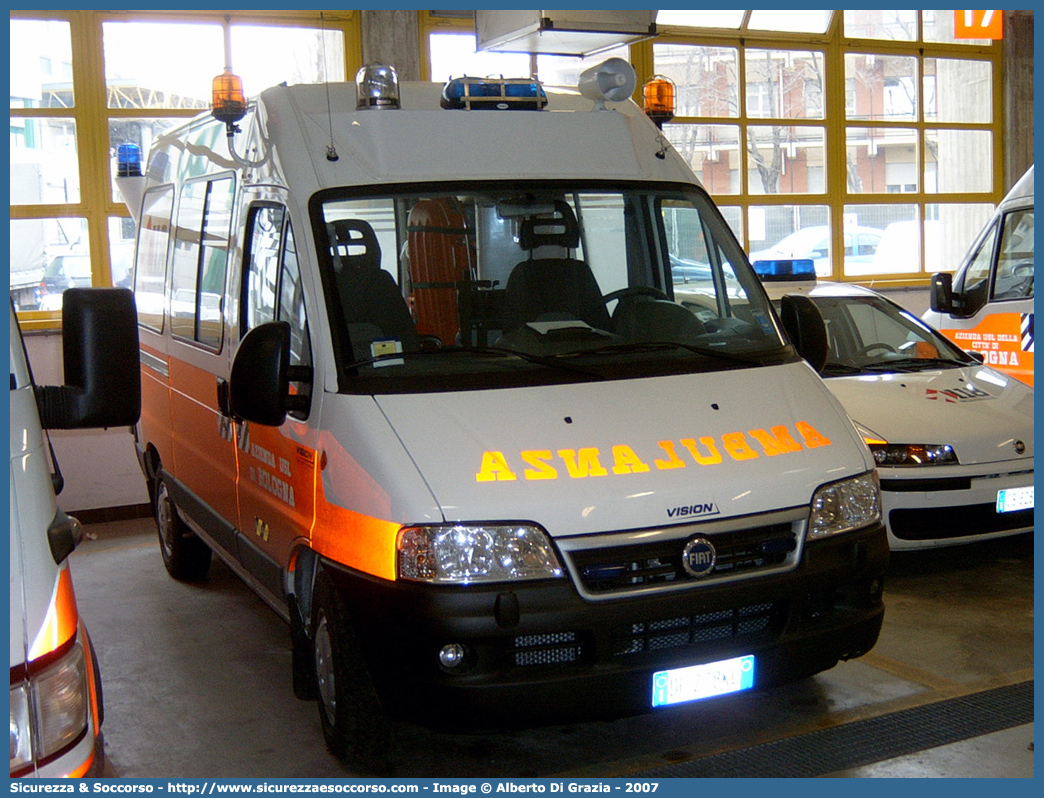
636,680,1034,778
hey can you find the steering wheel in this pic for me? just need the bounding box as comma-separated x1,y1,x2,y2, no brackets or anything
853,342,897,358
603,286,670,305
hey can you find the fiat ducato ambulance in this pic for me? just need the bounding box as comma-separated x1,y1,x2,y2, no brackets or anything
118,62,888,759
925,165,1034,386
10,288,140,777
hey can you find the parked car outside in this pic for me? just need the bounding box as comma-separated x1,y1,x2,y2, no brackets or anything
749,225,884,277
761,275,1033,551
867,219,942,277
36,254,93,310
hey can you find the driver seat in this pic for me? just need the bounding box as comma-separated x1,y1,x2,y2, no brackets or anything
501,201,611,332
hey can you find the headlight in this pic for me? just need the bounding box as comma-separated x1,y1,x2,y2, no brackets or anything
869,443,959,467
10,684,32,773
10,642,89,774
808,472,881,540
398,524,564,584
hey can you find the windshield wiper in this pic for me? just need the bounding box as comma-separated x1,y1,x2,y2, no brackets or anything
821,362,865,376
569,340,767,367
859,356,972,373
489,346,607,377
344,345,515,370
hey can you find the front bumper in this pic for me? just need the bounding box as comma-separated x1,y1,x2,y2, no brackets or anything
880,462,1034,550
325,521,888,728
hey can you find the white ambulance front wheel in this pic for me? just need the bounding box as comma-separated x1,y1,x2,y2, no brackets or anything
311,570,388,764
153,477,212,582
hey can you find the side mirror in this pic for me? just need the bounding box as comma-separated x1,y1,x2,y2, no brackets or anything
779,293,828,373
929,272,954,314
35,287,141,429
228,321,318,427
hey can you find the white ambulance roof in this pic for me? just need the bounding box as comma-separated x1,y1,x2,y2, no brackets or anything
253,81,698,191
1002,164,1033,207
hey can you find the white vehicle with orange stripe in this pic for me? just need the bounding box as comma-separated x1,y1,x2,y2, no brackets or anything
10,289,140,777
118,62,889,760
925,165,1034,386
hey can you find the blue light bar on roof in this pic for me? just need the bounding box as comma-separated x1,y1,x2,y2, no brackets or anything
116,143,142,177
752,258,817,282
441,76,548,111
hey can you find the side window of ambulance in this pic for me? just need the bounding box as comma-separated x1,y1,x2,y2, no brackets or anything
170,176,234,348
955,221,997,317
992,209,1034,301
280,226,311,369
133,185,174,332
244,204,312,369
245,206,282,330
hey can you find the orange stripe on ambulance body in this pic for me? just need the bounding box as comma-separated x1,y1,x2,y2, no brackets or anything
29,565,79,662
80,620,101,743
311,482,401,582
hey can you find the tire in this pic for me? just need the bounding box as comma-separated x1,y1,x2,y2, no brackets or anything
291,603,317,700
154,476,212,581
311,570,389,765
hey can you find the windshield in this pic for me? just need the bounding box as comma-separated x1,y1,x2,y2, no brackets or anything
314,182,789,392
806,293,977,377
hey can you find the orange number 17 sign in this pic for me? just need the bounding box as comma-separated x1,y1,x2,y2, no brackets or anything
955,10,1004,39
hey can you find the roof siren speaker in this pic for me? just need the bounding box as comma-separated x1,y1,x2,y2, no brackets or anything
578,57,637,110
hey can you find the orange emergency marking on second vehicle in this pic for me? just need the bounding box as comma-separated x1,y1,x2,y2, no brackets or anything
943,313,1034,386
476,421,832,482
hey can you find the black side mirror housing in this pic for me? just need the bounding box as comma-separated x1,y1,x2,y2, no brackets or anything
929,272,954,314
779,293,828,373
35,287,141,430
229,321,293,427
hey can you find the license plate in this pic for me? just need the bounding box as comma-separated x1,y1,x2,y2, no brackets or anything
651,654,755,708
997,486,1034,513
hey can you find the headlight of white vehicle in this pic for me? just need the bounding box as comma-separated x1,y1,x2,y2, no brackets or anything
9,641,89,774
397,524,564,584
808,472,881,540
856,422,959,467
868,443,959,467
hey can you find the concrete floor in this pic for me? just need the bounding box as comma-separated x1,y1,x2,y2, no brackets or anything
69,517,1033,779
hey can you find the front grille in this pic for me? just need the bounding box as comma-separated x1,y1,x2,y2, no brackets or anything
569,522,797,595
890,504,1033,540
879,476,972,492
510,632,582,666
611,602,784,656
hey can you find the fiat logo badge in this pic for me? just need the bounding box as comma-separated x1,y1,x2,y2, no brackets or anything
682,537,717,578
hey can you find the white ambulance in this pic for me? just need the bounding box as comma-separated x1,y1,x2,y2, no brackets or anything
118,62,888,759
924,165,1034,386
10,288,140,777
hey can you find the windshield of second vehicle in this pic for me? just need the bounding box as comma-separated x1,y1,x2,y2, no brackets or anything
811,294,974,375
317,184,785,391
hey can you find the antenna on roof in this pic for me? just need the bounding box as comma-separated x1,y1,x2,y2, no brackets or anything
320,11,339,162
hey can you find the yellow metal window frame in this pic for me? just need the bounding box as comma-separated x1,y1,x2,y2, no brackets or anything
9,9,361,330
418,11,1004,288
